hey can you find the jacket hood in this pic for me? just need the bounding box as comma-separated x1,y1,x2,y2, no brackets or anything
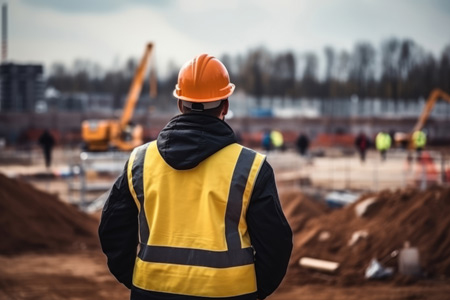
157,113,237,170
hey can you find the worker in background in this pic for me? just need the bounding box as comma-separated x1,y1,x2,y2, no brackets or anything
38,129,55,169
270,130,284,151
99,54,293,300
262,129,272,152
412,129,427,159
376,131,391,161
296,132,310,156
354,132,369,163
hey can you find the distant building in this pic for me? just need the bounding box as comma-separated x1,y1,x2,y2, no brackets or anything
42,91,113,113
0,63,45,112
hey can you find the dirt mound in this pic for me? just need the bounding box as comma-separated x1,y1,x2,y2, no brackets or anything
0,173,100,255
279,187,329,233
280,185,450,287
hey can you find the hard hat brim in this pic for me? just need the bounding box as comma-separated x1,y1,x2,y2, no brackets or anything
173,83,235,103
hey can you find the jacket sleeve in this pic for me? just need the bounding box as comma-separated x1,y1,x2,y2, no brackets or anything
98,161,139,289
247,161,293,300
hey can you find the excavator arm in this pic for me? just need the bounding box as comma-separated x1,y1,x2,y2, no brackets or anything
394,88,450,149
412,88,450,133
119,42,155,129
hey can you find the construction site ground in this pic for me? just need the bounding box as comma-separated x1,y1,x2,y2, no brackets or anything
1,146,450,300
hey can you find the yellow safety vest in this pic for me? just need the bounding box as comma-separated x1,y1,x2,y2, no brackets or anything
412,130,426,148
127,141,265,297
376,133,391,151
270,130,284,148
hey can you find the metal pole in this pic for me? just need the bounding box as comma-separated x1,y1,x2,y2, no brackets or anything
330,154,334,190
2,4,7,62
345,155,350,190
420,155,427,191
441,151,446,184
373,152,378,191
80,152,87,209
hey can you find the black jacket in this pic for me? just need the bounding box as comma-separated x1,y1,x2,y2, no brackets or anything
99,114,293,300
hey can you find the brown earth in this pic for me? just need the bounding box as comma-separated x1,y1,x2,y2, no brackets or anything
1,173,450,299
0,173,100,255
0,173,129,299
273,185,450,299
279,186,450,287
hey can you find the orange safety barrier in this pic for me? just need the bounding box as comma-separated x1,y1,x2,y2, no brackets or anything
310,133,356,149
415,151,439,182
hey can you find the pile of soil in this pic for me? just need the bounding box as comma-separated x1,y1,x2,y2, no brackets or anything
278,187,330,234
0,173,100,255
2,168,450,292
279,185,450,287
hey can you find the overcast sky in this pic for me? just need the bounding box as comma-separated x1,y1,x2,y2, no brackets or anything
6,0,450,77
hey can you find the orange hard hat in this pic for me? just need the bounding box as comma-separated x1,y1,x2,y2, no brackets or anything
173,53,235,102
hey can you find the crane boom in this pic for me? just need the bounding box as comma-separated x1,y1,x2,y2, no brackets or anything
412,88,450,133
394,88,450,149
120,42,154,129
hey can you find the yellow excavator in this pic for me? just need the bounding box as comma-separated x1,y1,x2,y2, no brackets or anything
81,42,156,152
395,88,450,148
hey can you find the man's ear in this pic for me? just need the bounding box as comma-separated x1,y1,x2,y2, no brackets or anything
177,99,184,113
221,100,229,119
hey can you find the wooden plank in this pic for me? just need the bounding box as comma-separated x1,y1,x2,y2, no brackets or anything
299,257,339,273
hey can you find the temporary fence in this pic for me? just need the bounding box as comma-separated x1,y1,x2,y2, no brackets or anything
68,151,129,211
272,149,450,192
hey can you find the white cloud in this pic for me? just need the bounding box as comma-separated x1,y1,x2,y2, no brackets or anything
10,1,214,76
177,0,240,13
7,0,450,78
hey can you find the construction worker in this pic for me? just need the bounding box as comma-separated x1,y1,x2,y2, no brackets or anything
412,129,427,156
354,132,369,163
376,131,391,161
99,54,293,300
270,130,284,151
296,132,310,157
38,129,55,169
262,129,272,152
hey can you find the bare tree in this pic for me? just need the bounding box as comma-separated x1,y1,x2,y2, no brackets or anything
324,46,337,97
271,51,296,100
299,52,320,97
240,47,272,106
380,38,400,99
334,50,351,97
350,42,376,98
438,45,450,93
44,39,447,111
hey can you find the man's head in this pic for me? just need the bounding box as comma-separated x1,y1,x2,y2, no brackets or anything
173,54,234,120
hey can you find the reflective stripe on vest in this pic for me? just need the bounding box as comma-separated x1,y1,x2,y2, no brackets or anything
127,142,265,297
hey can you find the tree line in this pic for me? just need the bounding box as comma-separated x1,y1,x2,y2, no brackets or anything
47,37,450,108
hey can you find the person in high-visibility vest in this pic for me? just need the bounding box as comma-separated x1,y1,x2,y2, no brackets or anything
376,131,391,161
99,53,293,300
412,129,427,155
270,130,284,151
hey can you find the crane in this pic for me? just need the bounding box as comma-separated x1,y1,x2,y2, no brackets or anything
81,42,155,152
411,88,450,133
394,88,450,148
